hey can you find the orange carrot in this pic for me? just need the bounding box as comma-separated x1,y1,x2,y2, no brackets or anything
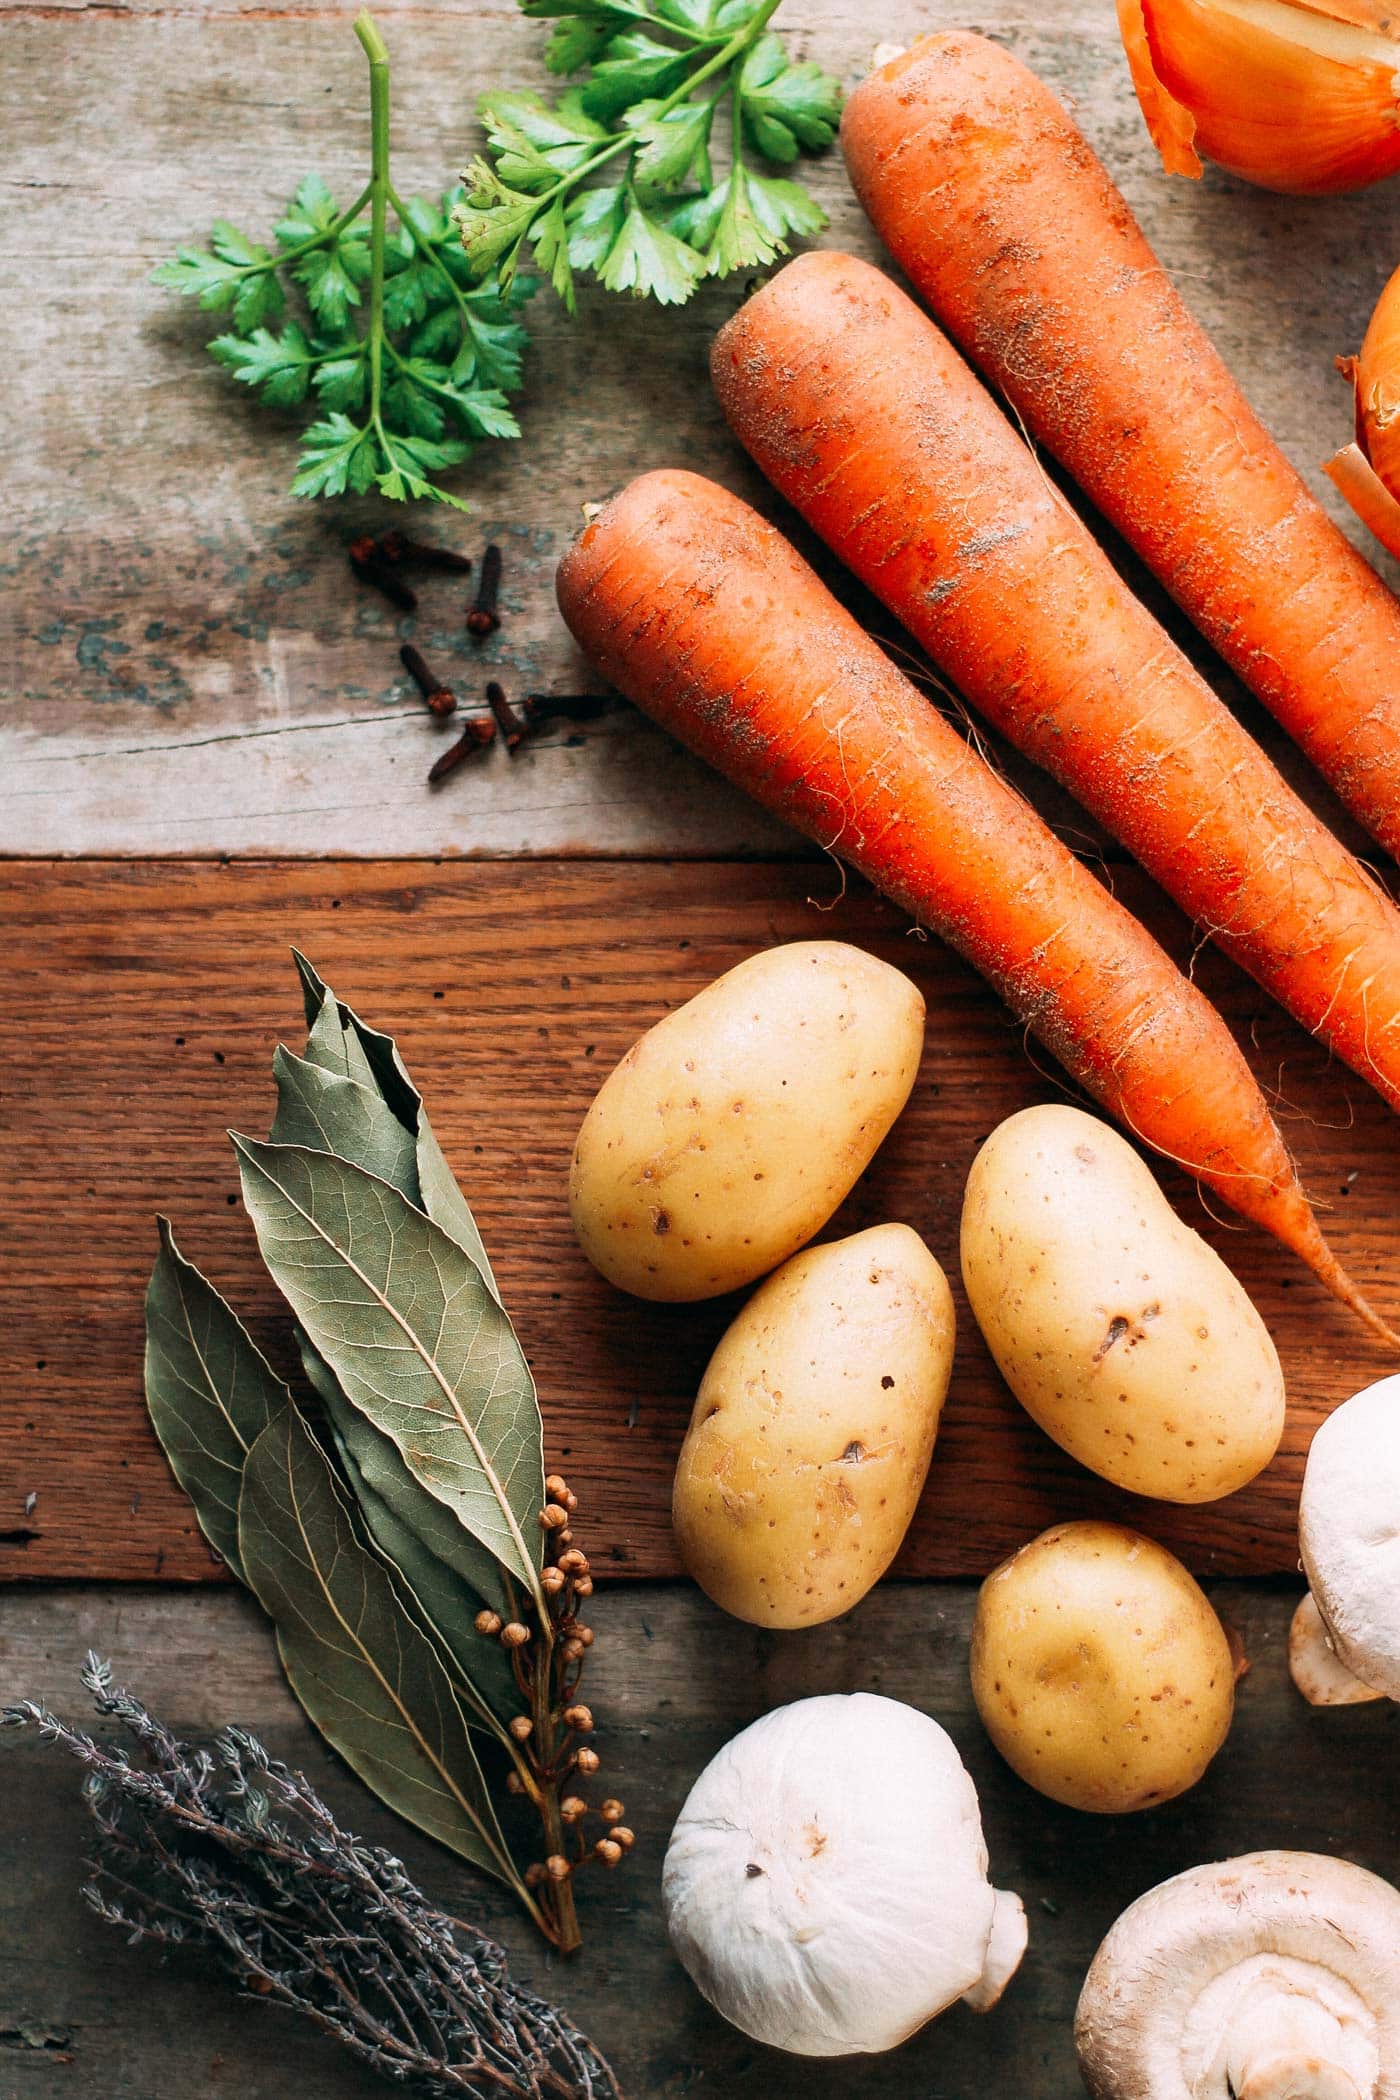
711,249,1400,1128
556,467,1389,1338
841,32,1400,864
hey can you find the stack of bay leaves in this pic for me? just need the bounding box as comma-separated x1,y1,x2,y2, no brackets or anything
142,953,620,1957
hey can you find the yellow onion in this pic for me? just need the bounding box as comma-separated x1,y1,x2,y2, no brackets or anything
1117,0,1400,193
1326,262,1400,559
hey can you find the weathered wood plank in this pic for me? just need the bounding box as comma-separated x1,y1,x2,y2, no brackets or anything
4,0,1397,856
5,856,1399,1585
1,1584,1396,2096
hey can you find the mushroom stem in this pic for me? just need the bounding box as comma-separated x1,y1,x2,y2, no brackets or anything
1289,1593,1386,1707
961,1888,1028,2012
1227,1986,1363,2100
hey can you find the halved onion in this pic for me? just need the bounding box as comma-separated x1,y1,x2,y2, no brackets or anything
1117,0,1400,193
1327,262,1400,559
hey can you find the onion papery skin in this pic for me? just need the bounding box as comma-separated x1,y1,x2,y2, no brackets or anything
1118,0,1400,193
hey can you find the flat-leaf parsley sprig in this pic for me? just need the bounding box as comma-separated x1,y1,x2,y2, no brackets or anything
153,14,534,508
455,0,844,309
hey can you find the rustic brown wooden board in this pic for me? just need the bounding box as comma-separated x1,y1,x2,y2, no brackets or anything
2,1584,1397,2097
5,856,1399,1586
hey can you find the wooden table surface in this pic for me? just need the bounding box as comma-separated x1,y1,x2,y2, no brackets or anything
5,0,1400,2089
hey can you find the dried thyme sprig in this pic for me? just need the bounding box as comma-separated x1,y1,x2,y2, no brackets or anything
4,1658,621,2100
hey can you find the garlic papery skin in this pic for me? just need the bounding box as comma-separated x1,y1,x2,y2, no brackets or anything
1117,0,1400,193
1076,1853,1400,2099
661,1692,1026,2057
1327,264,1400,559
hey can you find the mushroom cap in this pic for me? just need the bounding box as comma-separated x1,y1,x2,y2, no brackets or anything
1076,1852,1400,2099
1299,1374,1400,1700
662,1691,1024,2056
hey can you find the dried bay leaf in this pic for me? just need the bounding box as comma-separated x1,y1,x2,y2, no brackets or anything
238,1405,519,1885
143,1218,288,1580
232,1137,544,1598
270,1044,419,1193
291,952,502,1298
298,1333,519,1710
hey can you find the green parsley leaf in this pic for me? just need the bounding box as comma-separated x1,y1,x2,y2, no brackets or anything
580,31,696,120
290,413,382,499
530,196,576,311
462,0,842,310
737,32,842,162
627,98,714,192
597,194,706,303
155,24,533,507
208,321,318,407
456,160,544,283
564,181,631,271
377,431,473,507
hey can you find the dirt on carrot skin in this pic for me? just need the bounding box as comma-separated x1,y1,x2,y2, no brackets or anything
709,249,1400,1140
841,30,1400,862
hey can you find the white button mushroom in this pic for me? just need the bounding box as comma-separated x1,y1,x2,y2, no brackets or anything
1076,1852,1400,2100
661,1691,1026,2057
1292,1373,1400,1706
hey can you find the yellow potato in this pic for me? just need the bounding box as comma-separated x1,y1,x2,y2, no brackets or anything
970,1521,1235,1814
570,942,924,1300
673,1224,954,1628
960,1105,1283,1503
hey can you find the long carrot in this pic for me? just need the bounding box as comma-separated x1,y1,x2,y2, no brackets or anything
840,32,1400,864
555,467,1389,1337
711,249,1400,1126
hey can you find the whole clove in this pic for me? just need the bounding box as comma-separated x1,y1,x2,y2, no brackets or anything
467,543,503,637
349,536,417,612
428,713,496,783
377,529,473,575
399,644,458,717
522,693,615,725
487,680,528,752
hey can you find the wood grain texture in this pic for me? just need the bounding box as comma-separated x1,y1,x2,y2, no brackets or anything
5,856,1399,1586
2,1583,1397,2095
4,0,1397,856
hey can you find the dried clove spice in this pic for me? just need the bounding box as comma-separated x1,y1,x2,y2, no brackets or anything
487,680,528,752
467,543,503,636
400,644,459,717
428,713,496,782
4,1659,621,2100
523,694,615,726
349,536,418,611
377,529,474,575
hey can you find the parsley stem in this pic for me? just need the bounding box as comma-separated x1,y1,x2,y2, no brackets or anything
355,13,394,449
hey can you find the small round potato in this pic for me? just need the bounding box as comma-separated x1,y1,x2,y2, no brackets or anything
960,1105,1284,1502
570,942,924,1300
673,1224,954,1627
971,1521,1236,1814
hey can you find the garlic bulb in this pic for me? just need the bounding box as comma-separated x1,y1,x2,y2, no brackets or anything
661,1692,1026,2057
1117,0,1400,194
1326,263,1400,561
